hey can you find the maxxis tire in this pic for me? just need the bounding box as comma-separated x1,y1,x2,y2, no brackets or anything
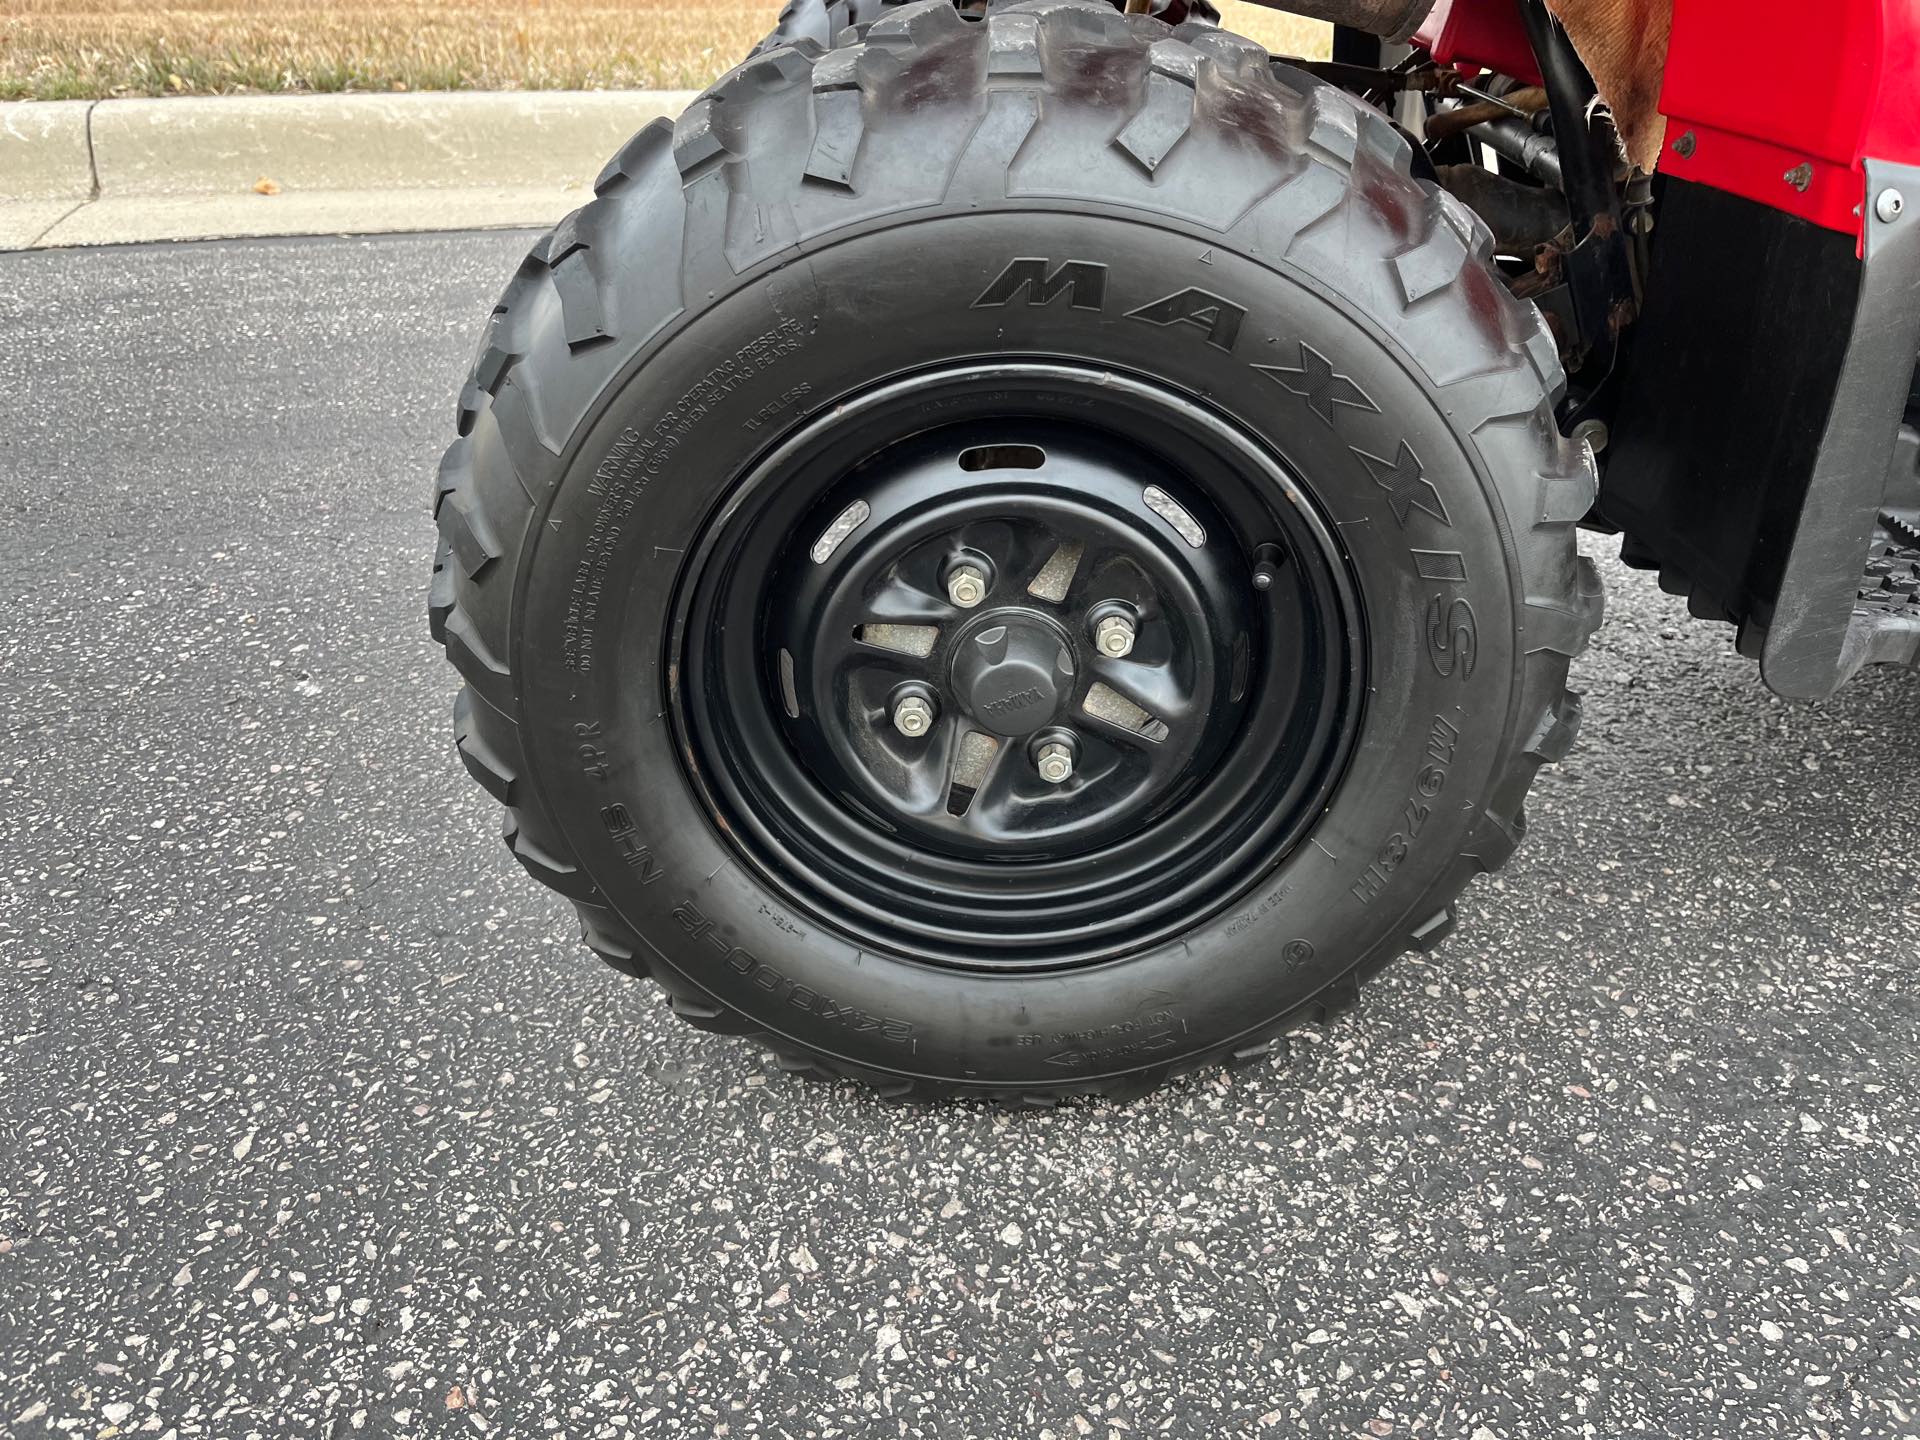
428,0,1604,1102
749,0,905,54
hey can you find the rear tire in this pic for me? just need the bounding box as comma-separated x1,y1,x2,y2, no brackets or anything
429,0,1603,1100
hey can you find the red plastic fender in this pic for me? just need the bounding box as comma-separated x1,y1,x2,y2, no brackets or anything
1418,0,1920,242
1658,0,1920,241
1415,0,1543,84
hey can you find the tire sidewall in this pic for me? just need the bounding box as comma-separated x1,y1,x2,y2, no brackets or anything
517,209,1523,1084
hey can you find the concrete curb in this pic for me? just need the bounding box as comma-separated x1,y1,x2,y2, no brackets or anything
0,90,697,250
0,101,97,249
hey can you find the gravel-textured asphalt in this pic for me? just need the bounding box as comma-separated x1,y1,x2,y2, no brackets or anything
2,233,1917,1440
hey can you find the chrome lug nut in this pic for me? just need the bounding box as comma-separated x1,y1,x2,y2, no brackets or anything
946,564,988,609
1035,741,1075,784
1094,614,1135,658
892,694,934,738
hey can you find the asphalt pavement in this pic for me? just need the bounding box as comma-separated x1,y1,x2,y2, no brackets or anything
2,232,1918,1439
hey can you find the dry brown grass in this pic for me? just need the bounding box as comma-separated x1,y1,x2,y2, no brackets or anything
0,0,1328,101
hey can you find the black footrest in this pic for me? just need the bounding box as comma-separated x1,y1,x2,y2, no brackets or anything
1853,512,1920,670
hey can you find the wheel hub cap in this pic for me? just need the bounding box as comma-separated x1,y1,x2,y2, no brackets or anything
952,614,1074,738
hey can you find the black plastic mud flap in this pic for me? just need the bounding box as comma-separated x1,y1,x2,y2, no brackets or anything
1602,161,1920,697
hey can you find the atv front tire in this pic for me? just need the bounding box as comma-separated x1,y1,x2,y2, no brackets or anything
429,0,1603,1100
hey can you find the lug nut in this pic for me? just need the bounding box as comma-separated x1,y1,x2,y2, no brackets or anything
1035,741,1075,784
892,694,934,738
1094,614,1135,658
946,563,988,608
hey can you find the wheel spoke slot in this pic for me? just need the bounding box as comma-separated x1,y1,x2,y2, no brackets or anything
778,648,800,718
946,730,1001,816
957,444,1045,472
854,623,939,658
810,498,871,564
1025,540,1083,604
1142,485,1205,548
1084,681,1169,742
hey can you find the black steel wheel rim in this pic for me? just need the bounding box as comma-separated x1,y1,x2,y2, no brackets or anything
669,363,1365,970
